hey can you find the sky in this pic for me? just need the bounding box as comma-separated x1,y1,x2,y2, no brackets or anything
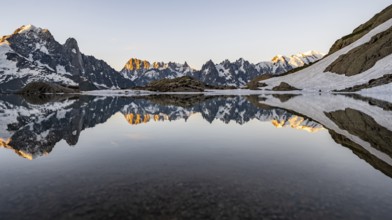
0,0,391,70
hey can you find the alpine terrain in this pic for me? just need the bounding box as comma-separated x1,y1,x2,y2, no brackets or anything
258,4,392,93
121,51,324,87
0,25,134,93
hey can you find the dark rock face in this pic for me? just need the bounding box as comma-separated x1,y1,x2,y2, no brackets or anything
326,26,392,76
272,82,300,91
328,4,392,54
121,53,324,87
336,74,392,92
0,25,133,92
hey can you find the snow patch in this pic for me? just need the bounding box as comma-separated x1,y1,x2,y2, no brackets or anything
56,65,72,76
35,43,49,54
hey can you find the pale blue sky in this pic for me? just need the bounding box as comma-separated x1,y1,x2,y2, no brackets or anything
0,0,390,70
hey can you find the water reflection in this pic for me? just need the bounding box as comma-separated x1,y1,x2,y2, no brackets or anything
0,94,322,160
0,93,392,179
261,93,392,178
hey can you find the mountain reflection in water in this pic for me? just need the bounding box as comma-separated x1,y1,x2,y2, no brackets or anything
0,94,323,160
1,93,392,220
0,93,391,179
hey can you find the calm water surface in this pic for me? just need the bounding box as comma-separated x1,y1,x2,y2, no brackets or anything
0,94,391,220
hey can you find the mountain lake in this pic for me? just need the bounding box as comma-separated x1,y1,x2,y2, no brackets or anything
0,93,391,220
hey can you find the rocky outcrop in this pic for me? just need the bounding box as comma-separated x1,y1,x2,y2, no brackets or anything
18,82,77,94
272,82,300,91
328,4,392,54
141,76,206,92
325,26,392,76
336,74,392,92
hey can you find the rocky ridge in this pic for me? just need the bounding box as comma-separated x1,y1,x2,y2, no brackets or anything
121,51,324,87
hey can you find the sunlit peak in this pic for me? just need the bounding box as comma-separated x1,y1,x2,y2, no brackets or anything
271,116,324,133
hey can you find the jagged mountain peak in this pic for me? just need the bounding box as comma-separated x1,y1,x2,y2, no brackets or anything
204,59,215,66
269,51,325,69
271,51,324,63
122,58,195,73
235,58,248,66
123,58,151,71
13,24,53,40
1,24,52,45
298,50,324,57
122,51,324,87
201,60,216,71
64,37,78,46
64,37,80,52
221,59,231,64
0,25,133,92
14,24,43,34
271,55,290,64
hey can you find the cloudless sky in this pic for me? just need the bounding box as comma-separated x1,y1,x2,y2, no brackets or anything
0,0,391,70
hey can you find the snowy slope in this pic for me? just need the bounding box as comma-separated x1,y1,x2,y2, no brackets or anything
261,19,392,92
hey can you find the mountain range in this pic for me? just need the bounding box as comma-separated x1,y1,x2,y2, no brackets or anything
120,51,324,87
0,24,323,92
1,4,392,92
